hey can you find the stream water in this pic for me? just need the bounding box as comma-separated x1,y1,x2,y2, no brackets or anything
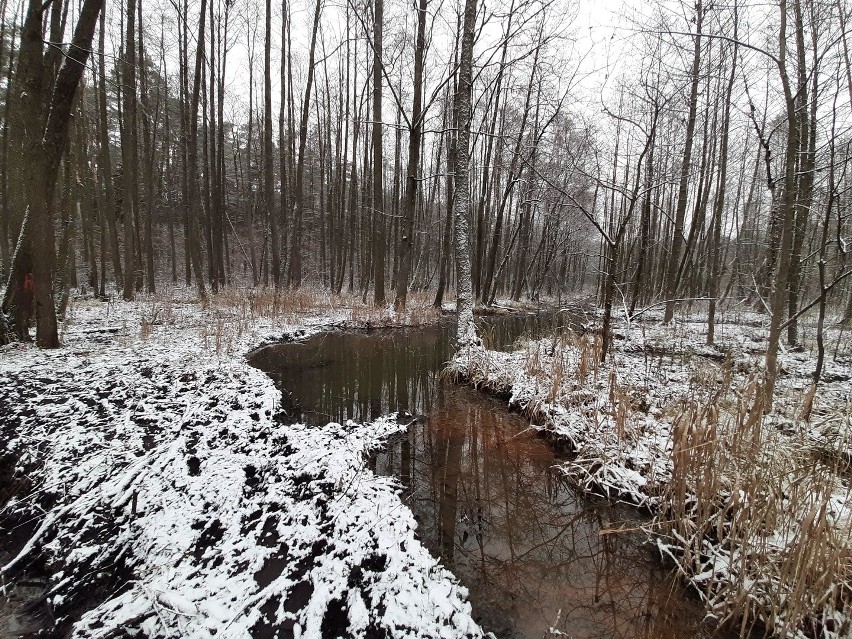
248,314,730,639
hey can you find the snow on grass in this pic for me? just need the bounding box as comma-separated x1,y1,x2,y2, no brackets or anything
449,309,852,637
450,331,680,507
0,293,482,638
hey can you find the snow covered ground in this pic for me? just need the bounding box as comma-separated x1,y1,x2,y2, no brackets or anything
449,308,852,638
0,291,482,638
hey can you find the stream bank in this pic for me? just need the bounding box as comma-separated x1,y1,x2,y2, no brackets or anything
446,310,852,638
0,295,748,638
0,296,482,638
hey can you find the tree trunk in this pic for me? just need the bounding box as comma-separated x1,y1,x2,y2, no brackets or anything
186,0,208,301
288,0,322,288
279,0,290,286
765,0,802,407
263,0,279,287
786,0,817,346
2,0,104,347
663,0,703,323
139,0,156,294
394,0,427,310
0,0,15,280
2,0,47,342
372,0,386,305
453,0,478,346
434,33,458,310
708,35,738,345
121,0,138,301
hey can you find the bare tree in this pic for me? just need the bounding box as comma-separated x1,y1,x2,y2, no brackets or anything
288,0,323,288
707,23,738,345
371,0,386,304
121,0,139,301
394,0,428,311
662,0,703,324
264,0,279,286
454,0,477,345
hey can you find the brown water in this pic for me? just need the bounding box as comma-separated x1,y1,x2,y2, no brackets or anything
248,314,730,639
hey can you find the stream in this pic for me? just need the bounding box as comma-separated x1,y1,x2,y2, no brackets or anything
248,313,730,639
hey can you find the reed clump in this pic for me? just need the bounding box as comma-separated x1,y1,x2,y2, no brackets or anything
657,375,852,638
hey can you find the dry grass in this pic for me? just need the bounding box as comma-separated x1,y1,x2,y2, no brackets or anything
522,332,600,396
196,287,442,353
210,287,440,325
657,375,852,638
139,298,174,340
61,286,443,355
575,333,602,382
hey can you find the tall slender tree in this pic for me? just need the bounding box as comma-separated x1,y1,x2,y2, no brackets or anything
288,0,322,287
663,0,703,323
372,0,386,304
394,0,428,310
453,0,477,345
121,0,139,301
264,0,279,286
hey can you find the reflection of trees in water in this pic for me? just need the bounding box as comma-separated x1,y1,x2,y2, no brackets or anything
253,314,575,426
382,391,715,639
256,327,449,424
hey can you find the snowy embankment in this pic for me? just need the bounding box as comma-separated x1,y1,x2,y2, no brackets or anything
450,310,852,638
0,293,482,638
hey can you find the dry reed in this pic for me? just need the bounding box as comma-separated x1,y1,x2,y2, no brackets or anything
657,375,852,638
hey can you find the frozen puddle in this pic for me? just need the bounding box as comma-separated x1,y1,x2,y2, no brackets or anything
249,315,733,639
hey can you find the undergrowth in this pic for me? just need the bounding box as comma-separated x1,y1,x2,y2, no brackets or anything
61,286,443,354
659,376,852,637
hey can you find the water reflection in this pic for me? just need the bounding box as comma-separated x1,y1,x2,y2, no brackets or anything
248,315,729,639
248,313,573,426
248,324,449,424
375,385,720,639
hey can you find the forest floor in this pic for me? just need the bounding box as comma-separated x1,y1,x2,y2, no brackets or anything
450,307,852,638
0,289,484,638
6,290,848,639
